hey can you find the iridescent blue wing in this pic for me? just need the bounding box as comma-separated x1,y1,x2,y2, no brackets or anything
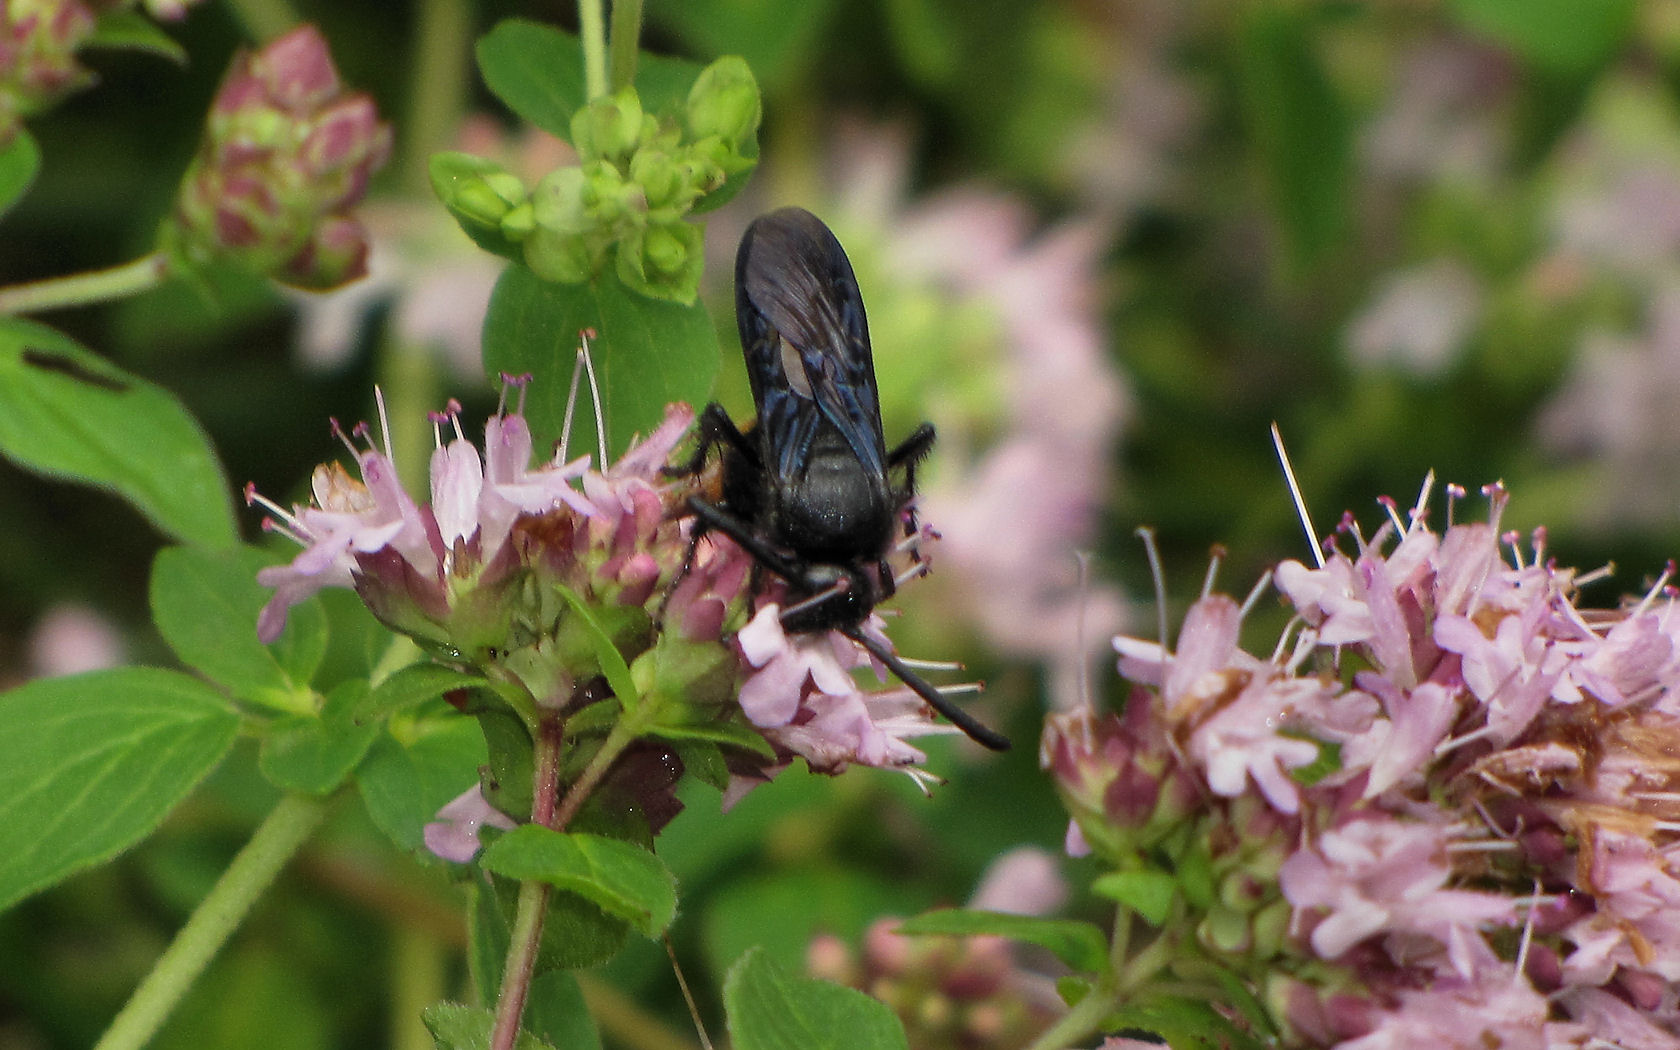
734,207,888,484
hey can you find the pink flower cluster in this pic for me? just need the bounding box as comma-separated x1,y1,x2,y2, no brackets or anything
0,0,96,142
251,386,984,846
1051,481,1680,1047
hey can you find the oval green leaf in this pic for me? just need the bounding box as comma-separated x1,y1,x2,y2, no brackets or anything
481,266,718,457
151,544,324,710
897,908,1111,972
0,318,236,547
479,825,677,937
724,946,908,1050
0,130,40,220
0,667,239,912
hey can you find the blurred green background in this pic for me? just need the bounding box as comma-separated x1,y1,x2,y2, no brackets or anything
5,0,1679,1046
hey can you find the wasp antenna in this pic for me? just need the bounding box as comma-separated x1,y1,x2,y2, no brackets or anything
841,626,1010,751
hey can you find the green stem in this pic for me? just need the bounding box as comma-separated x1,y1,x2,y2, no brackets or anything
1021,982,1121,1050
401,0,472,194
488,714,641,1050
220,0,298,40
92,793,329,1050
390,924,449,1050
0,253,169,316
578,0,609,100
608,0,643,93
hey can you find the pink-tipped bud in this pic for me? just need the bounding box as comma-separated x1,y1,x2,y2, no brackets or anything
165,24,391,290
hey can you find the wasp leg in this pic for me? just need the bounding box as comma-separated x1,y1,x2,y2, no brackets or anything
664,402,758,478
840,625,1010,751
685,496,808,584
886,422,937,564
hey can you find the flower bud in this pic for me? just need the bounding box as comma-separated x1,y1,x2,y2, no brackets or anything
570,86,643,162
1041,695,1199,862
523,226,596,284
164,24,391,290
431,151,530,254
685,56,760,146
630,146,692,212
615,221,702,303
279,214,372,290
0,0,97,144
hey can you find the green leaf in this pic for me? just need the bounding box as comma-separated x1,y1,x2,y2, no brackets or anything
480,825,677,937
356,718,487,852
352,663,486,725
646,0,838,93
422,1001,556,1050
258,680,381,795
477,20,588,139
648,719,775,757
478,868,632,973
0,130,40,220
87,9,188,62
0,668,239,912
1105,994,1266,1050
897,909,1109,973
1091,869,1180,928
151,545,322,710
481,265,718,457
477,20,710,140
553,583,640,712
1236,8,1351,276
0,318,236,547
1450,0,1635,74
724,946,908,1050
525,971,603,1050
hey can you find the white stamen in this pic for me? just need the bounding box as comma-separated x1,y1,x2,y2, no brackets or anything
1137,526,1169,654
1445,839,1519,853
1272,422,1323,569
1200,547,1223,601
892,561,930,589
374,386,394,458
558,345,586,465
895,656,963,672
779,579,849,622
1240,567,1273,620
580,331,608,471
1409,470,1435,530
1513,877,1541,986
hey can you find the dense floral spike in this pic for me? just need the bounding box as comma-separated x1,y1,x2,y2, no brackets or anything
249,386,983,837
0,0,97,144
1061,480,1680,1045
165,24,391,289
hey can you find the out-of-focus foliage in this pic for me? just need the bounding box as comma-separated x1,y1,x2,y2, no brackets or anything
5,0,1680,1047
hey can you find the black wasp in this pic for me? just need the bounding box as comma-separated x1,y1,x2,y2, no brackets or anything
678,207,1010,751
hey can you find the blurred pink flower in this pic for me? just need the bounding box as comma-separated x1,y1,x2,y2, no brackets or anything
292,120,573,377
26,602,125,677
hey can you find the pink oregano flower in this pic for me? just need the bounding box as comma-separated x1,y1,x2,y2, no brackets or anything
251,383,985,856
1053,479,1680,1045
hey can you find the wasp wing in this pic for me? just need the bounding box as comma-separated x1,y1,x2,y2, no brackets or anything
735,207,888,484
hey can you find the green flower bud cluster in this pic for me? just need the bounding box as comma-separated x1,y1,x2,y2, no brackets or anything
431,56,760,304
